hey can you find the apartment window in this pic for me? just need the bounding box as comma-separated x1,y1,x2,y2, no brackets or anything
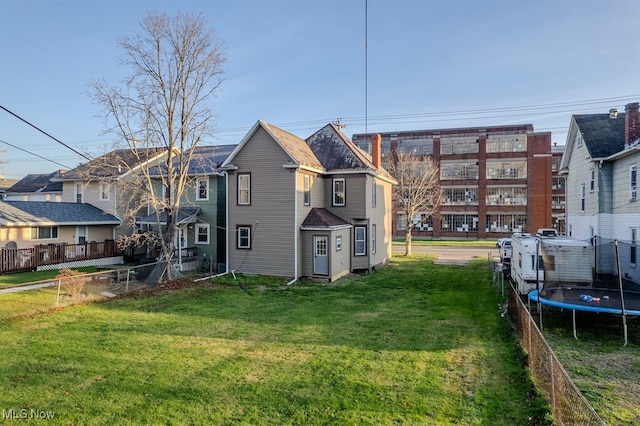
486,160,527,179
440,161,479,181
552,177,566,191
238,174,251,205
440,136,478,155
486,186,527,206
581,183,586,212
195,224,210,244
630,165,637,200
354,226,366,256
372,181,377,207
303,175,311,206
197,178,209,201
589,168,595,192
396,213,407,231
442,187,478,205
372,224,377,254
632,228,637,265
75,183,83,203
333,178,345,206
486,214,526,233
99,182,110,201
237,225,251,249
336,235,342,251
440,214,479,232
486,134,527,153
30,226,58,240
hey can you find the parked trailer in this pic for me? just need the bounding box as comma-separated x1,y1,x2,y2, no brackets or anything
510,231,592,295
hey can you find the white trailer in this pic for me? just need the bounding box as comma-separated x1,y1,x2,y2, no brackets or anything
510,232,593,295
510,233,542,295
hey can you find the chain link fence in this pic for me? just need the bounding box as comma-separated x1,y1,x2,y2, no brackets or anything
507,281,605,425
0,263,161,321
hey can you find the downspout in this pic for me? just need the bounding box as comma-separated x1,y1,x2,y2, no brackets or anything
287,169,298,286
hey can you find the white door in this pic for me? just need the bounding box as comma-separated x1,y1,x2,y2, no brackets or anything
313,236,329,275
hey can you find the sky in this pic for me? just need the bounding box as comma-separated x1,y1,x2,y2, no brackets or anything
1,0,639,180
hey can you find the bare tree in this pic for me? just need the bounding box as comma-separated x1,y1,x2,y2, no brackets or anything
89,12,226,280
387,151,443,256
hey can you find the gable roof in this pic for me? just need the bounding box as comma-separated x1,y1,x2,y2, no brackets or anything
0,201,121,226
55,148,170,181
306,124,396,182
222,121,396,184
301,208,351,229
222,121,325,172
6,170,66,194
574,113,626,159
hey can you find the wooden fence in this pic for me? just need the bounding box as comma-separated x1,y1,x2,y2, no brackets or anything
0,240,122,274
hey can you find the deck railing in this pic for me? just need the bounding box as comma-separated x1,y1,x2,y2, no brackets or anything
0,240,122,274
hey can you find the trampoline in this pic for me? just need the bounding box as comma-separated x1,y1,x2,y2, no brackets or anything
526,236,640,346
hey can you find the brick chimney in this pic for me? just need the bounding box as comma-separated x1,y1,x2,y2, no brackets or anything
625,102,640,146
371,133,381,169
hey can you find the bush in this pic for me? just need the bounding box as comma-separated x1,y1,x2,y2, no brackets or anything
57,268,87,298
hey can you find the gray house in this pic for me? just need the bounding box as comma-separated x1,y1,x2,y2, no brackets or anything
221,121,397,282
560,102,640,242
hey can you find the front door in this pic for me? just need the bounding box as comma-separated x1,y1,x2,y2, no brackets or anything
313,236,328,275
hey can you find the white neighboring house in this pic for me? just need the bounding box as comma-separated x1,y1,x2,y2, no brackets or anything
560,102,640,243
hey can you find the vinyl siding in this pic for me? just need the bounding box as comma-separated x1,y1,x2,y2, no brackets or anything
226,127,297,277
612,156,640,215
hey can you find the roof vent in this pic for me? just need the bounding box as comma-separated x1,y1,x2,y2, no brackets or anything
610,108,618,119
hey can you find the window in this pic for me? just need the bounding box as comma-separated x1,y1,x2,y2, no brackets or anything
441,214,479,232
197,178,209,201
486,214,526,233
440,161,479,180
486,186,527,206
576,133,583,146
589,169,595,192
336,235,342,251
632,228,637,265
354,226,366,256
440,136,478,155
630,165,637,200
100,182,110,201
333,178,345,206
30,226,58,240
75,183,83,203
486,134,527,153
195,224,210,244
486,160,527,179
238,174,250,205
372,224,377,254
372,181,377,207
443,187,479,205
237,225,251,249
581,183,586,212
303,175,310,206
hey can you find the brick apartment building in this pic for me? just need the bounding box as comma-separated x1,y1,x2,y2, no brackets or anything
551,143,566,234
352,124,555,239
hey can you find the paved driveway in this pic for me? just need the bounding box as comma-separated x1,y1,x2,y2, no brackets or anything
393,245,498,265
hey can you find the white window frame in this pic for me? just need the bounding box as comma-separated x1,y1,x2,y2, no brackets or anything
75,182,83,203
372,224,377,254
99,182,110,201
195,224,210,245
631,227,637,266
355,226,366,256
238,174,251,205
304,174,310,206
237,226,251,249
196,177,209,201
580,183,586,212
333,178,345,206
372,181,377,207
630,165,637,200
589,168,595,192
336,235,342,251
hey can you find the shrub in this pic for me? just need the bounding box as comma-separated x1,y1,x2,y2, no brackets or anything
57,268,87,298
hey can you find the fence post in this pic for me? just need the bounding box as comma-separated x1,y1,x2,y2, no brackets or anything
56,278,62,306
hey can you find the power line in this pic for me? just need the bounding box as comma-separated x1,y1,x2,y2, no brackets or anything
0,104,92,161
0,138,73,169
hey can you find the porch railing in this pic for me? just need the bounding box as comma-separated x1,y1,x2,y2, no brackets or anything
0,240,122,274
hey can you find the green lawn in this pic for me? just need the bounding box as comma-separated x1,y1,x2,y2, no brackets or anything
0,256,550,425
0,267,98,288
